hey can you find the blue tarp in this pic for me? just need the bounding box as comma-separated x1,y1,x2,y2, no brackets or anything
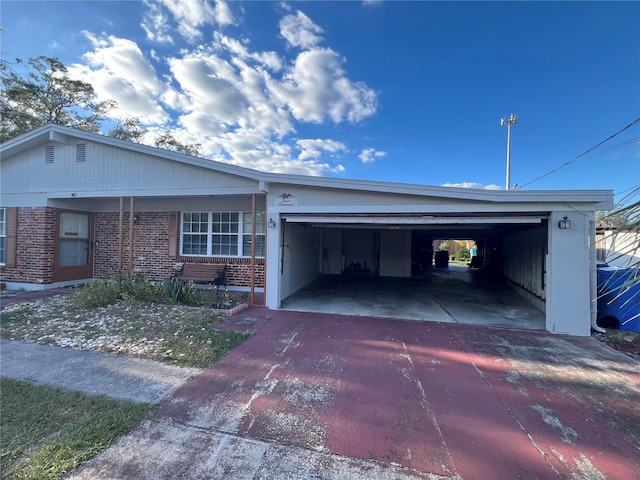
597,267,640,331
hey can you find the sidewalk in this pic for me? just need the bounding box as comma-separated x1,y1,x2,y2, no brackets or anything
0,339,199,403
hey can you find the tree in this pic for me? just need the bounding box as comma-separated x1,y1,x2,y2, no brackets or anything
154,132,201,156
108,117,146,143
0,56,115,142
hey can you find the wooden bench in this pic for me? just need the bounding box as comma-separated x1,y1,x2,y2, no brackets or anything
174,263,228,292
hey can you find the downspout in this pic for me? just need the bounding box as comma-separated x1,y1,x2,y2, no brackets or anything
589,217,606,333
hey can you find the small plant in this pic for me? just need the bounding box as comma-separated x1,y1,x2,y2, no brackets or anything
70,280,121,309
166,277,197,305
224,289,237,308
197,288,222,308
121,274,165,305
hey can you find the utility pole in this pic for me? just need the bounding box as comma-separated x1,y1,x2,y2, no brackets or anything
500,113,518,190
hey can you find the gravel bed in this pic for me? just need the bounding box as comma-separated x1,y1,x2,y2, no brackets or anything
1,295,248,361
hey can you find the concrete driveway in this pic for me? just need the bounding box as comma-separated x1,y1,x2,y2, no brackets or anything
71,308,640,479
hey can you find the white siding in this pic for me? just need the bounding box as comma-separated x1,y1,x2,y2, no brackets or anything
1,141,258,198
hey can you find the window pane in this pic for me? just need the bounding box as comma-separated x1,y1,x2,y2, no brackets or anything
212,212,238,235
182,234,208,255
212,234,238,256
60,212,89,238
0,237,5,264
242,212,265,234
183,212,208,236
59,240,89,266
242,235,265,257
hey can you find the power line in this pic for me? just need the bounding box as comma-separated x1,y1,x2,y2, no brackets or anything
519,116,640,189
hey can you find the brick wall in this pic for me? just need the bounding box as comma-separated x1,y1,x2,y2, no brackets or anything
1,207,56,284
93,212,265,288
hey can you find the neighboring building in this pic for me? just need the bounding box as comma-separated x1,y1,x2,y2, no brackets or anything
1,125,613,335
595,228,640,268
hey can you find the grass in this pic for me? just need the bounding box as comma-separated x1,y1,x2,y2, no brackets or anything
0,307,38,326
144,327,250,369
1,294,251,477
0,378,154,480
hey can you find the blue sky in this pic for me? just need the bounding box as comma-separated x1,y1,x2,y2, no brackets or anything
2,1,639,202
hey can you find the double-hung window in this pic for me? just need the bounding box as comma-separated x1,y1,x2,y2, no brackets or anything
0,208,5,265
181,211,265,258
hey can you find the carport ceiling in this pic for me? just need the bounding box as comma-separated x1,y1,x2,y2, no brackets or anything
281,213,548,238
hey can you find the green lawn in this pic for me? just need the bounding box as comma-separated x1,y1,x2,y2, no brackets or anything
1,378,154,480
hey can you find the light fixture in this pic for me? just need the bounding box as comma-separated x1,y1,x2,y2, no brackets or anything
558,215,571,230
268,218,277,229
134,215,140,224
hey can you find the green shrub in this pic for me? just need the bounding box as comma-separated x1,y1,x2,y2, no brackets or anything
70,280,121,309
121,274,166,305
456,248,471,262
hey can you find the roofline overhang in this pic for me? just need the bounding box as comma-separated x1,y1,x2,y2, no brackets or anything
0,124,614,210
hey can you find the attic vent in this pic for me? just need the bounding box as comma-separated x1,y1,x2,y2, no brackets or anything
45,145,55,164
76,143,86,162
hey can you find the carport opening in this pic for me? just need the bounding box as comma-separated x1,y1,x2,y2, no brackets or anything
279,219,548,331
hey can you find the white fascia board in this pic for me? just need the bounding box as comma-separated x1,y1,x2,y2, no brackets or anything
49,185,264,199
266,176,613,204
282,215,545,225
271,204,591,215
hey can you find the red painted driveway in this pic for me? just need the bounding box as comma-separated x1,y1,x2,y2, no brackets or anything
160,308,640,479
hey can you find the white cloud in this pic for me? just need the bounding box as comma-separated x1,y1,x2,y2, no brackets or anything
68,33,170,124
279,10,324,49
268,48,378,124
296,138,347,160
141,0,173,44
71,7,378,177
167,47,292,136
215,32,283,71
442,182,503,190
359,148,386,163
148,0,235,44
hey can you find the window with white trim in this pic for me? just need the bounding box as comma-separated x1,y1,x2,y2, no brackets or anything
181,211,265,258
0,208,6,265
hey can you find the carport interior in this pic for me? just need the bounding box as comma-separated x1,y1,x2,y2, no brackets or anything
279,215,548,330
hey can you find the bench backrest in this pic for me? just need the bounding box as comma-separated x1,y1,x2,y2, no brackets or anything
181,263,226,278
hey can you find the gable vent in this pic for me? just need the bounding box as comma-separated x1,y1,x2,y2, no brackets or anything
76,143,87,162
45,145,55,164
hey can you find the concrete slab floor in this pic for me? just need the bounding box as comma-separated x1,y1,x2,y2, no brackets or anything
73,309,638,480
282,263,545,331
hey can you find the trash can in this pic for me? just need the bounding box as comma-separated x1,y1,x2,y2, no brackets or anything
434,250,449,268
597,267,640,331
